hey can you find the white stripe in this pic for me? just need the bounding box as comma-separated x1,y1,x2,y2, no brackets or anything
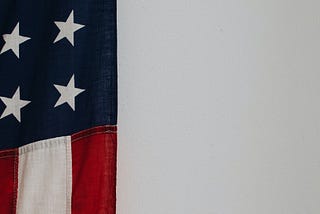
16,136,72,214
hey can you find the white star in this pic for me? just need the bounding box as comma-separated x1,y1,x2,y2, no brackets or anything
54,75,85,110
0,87,31,122
0,23,31,58
54,10,85,46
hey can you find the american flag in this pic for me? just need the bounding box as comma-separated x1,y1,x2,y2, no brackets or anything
0,0,117,213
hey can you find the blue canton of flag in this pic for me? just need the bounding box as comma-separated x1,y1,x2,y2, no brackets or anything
0,0,117,150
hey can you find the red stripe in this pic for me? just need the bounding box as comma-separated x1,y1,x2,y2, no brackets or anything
71,126,117,214
0,149,18,214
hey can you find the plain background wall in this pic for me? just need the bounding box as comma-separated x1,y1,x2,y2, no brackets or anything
117,0,320,213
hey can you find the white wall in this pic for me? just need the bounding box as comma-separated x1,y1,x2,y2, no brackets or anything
117,1,320,213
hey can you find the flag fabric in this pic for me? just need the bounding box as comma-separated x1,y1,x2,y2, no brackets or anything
0,0,117,213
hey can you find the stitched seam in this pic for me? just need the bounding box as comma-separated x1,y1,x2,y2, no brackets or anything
19,138,68,155
72,125,117,138
72,130,117,142
0,155,17,159
0,149,16,153
0,150,16,157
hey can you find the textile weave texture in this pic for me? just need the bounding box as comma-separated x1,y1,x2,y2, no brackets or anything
0,0,117,213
